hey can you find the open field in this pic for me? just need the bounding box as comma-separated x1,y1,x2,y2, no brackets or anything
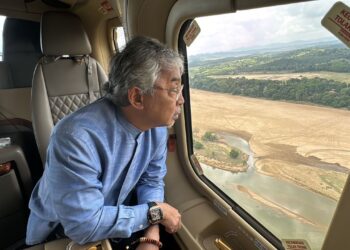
209,71,350,84
191,89,350,200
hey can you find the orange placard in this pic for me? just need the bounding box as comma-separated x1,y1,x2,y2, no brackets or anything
322,1,350,47
183,20,201,47
282,239,311,250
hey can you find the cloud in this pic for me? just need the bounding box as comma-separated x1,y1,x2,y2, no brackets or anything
187,0,347,55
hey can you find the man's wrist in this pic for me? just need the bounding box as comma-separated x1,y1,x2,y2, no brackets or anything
145,224,160,240
138,237,163,248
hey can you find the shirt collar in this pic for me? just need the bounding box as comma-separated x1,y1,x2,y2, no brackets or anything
116,107,142,139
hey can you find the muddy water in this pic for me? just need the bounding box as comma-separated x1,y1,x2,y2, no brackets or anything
201,134,337,250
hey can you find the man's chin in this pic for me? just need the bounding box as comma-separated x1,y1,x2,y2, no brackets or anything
163,113,180,128
166,120,176,128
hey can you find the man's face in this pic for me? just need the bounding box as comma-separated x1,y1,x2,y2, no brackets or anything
143,67,184,128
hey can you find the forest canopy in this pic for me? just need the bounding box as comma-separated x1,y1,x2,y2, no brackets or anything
189,44,350,109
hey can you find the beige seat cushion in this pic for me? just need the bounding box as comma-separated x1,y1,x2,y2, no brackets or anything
25,239,112,250
25,238,70,250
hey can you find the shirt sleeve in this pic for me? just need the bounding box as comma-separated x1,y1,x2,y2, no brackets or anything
136,134,167,204
46,132,149,244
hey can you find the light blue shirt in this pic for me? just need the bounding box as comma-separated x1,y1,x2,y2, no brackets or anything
26,98,168,245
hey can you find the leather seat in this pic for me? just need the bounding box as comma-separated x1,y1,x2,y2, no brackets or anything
0,62,14,89
0,36,37,250
2,18,42,89
27,10,110,250
32,11,107,164
25,238,112,250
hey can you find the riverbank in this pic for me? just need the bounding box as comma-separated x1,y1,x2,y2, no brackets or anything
193,130,249,173
236,184,327,230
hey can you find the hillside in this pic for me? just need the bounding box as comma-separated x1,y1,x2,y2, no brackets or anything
189,42,350,109
189,43,350,75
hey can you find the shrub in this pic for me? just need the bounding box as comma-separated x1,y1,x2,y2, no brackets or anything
202,131,218,141
194,140,204,150
229,149,239,159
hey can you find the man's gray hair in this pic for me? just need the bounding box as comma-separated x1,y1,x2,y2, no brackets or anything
103,36,184,106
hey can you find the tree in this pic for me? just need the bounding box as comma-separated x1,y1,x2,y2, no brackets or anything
202,131,218,141
229,149,239,159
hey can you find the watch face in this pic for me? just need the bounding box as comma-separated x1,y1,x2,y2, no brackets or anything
149,206,163,223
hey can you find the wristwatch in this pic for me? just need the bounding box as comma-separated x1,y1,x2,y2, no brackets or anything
147,202,163,224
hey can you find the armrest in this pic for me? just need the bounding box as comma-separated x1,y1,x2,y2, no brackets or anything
0,145,33,199
67,239,112,250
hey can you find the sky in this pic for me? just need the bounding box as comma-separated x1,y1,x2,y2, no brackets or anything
187,0,350,55
0,0,348,56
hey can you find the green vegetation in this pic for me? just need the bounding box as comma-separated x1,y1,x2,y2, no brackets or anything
191,76,350,109
190,45,350,76
229,149,239,159
193,133,248,171
189,44,350,109
202,131,218,141
193,140,204,150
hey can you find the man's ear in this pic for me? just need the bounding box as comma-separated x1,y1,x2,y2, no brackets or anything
128,87,144,110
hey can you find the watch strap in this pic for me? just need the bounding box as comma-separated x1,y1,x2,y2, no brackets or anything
147,201,157,208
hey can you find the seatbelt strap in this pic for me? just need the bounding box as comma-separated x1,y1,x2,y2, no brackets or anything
85,56,96,104
40,56,62,64
42,55,98,104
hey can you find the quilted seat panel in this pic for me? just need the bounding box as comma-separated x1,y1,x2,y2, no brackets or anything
49,91,101,124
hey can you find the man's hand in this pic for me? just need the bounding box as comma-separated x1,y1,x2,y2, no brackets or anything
157,202,181,234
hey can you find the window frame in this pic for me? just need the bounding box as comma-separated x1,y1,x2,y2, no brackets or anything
113,26,126,52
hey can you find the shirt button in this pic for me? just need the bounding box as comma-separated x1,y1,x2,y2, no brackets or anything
139,224,143,229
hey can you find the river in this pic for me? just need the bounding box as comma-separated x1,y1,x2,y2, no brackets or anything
201,133,337,250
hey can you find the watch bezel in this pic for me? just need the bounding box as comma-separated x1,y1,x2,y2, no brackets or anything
147,202,163,224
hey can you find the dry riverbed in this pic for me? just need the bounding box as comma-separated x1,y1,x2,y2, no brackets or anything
191,89,350,200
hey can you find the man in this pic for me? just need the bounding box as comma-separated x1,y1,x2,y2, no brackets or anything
26,36,183,249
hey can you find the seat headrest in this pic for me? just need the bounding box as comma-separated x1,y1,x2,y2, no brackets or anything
3,18,42,88
0,62,14,89
41,11,92,56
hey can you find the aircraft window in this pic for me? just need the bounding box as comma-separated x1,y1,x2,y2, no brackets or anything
114,26,126,51
185,0,350,249
0,16,5,61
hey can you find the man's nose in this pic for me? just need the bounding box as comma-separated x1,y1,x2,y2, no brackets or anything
177,91,185,105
